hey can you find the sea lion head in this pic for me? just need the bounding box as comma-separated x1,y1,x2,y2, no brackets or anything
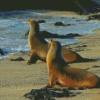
49,39,62,56
27,20,35,25
48,39,68,67
49,39,62,50
27,20,39,33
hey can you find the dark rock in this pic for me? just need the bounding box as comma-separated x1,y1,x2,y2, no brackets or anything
23,30,29,39
24,88,75,100
88,14,100,20
24,30,80,39
91,7,100,13
67,24,71,26
67,33,80,37
92,65,100,68
82,45,87,47
55,22,65,26
0,48,4,55
11,57,25,61
78,8,90,15
37,20,46,23
78,7,100,15
23,30,59,38
55,22,72,26
76,45,87,48
41,31,80,38
40,31,58,38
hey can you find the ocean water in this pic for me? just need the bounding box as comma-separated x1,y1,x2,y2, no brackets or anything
0,10,100,60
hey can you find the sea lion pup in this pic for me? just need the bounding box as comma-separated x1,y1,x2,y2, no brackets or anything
27,20,93,64
45,39,100,88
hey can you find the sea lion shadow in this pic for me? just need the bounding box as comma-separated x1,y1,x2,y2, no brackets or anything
24,88,80,100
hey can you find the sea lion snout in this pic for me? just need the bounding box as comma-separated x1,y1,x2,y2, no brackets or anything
27,20,35,25
27,20,31,24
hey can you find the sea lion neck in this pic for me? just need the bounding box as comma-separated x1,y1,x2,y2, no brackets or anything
30,26,39,34
47,42,68,70
29,21,39,34
50,43,62,58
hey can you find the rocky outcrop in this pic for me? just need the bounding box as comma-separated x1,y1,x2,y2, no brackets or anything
0,48,4,55
55,22,65,26
55,22,71,26
24,88,74,100
11,57,25,61
88,14,100,20
78,7,100,15
23,30,29,39
24,30,80,39
40,31,80,38
37,20,46,23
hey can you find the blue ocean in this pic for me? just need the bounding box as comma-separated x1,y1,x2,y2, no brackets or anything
0,10,100,60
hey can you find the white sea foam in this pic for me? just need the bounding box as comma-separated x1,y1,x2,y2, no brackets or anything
0,55,8,60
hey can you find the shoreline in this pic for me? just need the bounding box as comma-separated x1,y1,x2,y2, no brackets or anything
41,10,100,22
0,10,100,61
1,11,100,100
42,11,88,18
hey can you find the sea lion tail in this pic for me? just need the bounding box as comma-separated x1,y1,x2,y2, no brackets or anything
80,58,96,62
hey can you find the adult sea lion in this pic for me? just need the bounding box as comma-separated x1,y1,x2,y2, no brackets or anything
27,20,93,64
45,39,100,88
27,20,49,64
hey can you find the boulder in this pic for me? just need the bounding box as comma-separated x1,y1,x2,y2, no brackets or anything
37,20,46,23
23,30,29,39
88,14,100,20
24,30,80,39
0,48,4,55
55,22,65,26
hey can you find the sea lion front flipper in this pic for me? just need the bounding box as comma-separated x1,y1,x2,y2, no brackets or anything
27,53,39,65
45,73,57,88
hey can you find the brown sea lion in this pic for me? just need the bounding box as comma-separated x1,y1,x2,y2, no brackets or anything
27,20,49,64
27,20,93,64
45,39,100,88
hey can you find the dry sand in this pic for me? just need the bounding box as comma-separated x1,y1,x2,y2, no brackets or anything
42,10,100,21
0,11,100,100
42,10,88,18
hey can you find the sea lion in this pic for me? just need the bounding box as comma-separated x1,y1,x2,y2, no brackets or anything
45,39,100,88
27,20,49,64
27,20,93,64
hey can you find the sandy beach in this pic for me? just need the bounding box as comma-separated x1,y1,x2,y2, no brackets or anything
1,11,100,100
